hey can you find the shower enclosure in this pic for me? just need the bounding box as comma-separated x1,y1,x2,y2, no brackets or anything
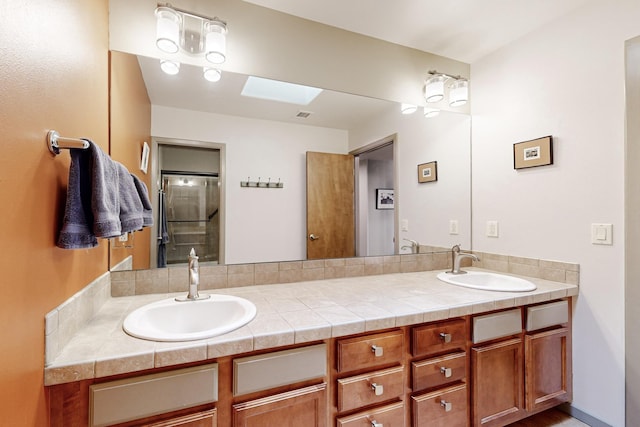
159,172,220,266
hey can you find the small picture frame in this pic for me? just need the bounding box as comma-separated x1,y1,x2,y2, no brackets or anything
376,188,394,210
140,141,150,174
513,136,553,169
417,161,438,183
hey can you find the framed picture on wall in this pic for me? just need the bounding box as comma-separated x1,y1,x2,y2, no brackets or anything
513,136,553,169
376,188,394,209
418,161,438,183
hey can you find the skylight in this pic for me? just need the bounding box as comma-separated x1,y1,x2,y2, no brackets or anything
241,76,323,105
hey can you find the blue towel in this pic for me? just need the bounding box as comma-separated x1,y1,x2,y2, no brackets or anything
157,190,169,268
58,140,120,248
131,174,153,227
116,162,144,234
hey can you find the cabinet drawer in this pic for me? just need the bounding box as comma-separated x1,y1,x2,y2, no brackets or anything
336,401,405,427
412,383,468,427
89,364,218,427
337,330,404,373
526,300,569,332
412,319,467,357
337,366,405,412
412,351,466,393
473,308,522,344
233,344,326,396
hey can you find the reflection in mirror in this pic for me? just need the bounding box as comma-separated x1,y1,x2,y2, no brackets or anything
108,52,471,271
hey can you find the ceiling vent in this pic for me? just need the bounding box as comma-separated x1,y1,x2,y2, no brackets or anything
296,111,312,119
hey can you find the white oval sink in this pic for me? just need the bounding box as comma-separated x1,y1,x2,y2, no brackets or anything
123,295,257,342
437,271,536,292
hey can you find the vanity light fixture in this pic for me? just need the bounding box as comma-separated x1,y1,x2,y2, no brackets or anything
401,103,418,114
423,107,440,118
425,70,469,107
155,3,227,81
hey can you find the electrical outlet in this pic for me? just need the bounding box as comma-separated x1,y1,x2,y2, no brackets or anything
486,221,499,237
118,233,128,242
401,219,409,232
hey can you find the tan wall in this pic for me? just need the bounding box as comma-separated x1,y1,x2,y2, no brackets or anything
0,0,109,425
109,51,153,270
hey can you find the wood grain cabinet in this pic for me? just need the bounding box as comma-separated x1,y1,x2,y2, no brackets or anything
149,409,217,427
335,330,406,425
232,383,327,427
471,337,524,427
410,318,469,427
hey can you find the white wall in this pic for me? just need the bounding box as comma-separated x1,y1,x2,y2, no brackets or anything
152,105,347,264
471,1,640,425
351,110,472,253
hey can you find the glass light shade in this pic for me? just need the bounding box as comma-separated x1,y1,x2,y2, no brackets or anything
155,8,181,54
425,75,445,103
401,103,418,114
203,67,222,82
449,79,469,107
205,21,227,64
423,107,440,118
160,59,180,75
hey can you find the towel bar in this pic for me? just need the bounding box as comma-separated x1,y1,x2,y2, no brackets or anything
47,130,90,155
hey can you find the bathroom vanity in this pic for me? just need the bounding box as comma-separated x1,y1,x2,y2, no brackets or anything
45,269,576,427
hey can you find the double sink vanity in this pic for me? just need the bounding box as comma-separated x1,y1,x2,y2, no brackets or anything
46,261,577,427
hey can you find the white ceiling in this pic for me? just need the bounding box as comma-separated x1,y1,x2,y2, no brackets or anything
243,0,591,63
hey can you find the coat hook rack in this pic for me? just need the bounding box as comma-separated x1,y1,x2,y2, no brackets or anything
240,177,284,188
47,130,90,155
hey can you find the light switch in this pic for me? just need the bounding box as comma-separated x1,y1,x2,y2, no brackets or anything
449,220,459,235
486,221,499,238
591,223,613,245
401,219,409,232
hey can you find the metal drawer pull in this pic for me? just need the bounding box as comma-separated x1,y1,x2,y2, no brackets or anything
439,332,452,343
440,367,452,378
371,344,384,357
370,420,383,427
440,400,452,412
371,382,384,396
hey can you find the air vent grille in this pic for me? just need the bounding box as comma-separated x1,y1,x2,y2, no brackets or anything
295,111,312,119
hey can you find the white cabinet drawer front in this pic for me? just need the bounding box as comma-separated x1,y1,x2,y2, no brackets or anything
526,300,569,332
233,344,327,396
90,364,218,427
473,308,522,344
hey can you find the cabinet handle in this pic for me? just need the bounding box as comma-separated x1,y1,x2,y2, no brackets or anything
371,382,384,396
440,367,452,378
439,332,452,343
370,420,383,427
440,400,452,412
371,344,384,357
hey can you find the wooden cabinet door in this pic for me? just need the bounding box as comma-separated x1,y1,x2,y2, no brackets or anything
525,327,572,412
471,338,524,427
232,384,326,427
149,409,217,427
337,401,405,427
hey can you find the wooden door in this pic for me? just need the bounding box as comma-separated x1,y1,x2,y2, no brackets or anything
525,327,571,412
306,152,355,259
471,338,524,427
232,384,326,427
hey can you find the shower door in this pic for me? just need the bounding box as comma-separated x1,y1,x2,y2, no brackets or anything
160,172,219,265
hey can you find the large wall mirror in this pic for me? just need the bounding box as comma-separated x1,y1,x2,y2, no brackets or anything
107,0,471,271
108,51,471,271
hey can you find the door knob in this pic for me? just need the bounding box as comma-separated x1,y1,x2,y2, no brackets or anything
309,234,320,241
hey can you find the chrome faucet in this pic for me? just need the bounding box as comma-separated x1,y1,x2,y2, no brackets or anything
176,248,210,301
401,238,420,254
448,244,479,275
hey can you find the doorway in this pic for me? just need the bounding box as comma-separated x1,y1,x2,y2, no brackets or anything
151,139,224,268
353,137,396,257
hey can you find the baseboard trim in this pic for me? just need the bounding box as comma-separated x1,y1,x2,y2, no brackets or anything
558,403,612,427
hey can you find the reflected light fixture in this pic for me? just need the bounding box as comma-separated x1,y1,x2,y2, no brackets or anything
155,3,227,81
160,59,180,75
401,103,418,114
425,70,469,107
423,107,440,118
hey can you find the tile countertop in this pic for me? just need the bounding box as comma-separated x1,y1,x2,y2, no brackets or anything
44,268,578,386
